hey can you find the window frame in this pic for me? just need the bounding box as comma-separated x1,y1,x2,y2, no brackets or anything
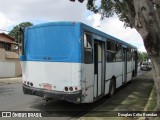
84,32,93,64
106,40,122,62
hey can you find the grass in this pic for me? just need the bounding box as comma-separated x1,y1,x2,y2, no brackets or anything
138,85,157,120
76,71,156,120
144,85,157,111
81,84,157,120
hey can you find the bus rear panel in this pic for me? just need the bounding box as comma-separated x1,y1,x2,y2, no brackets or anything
21,22,83,103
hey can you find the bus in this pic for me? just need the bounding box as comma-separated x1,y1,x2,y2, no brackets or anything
20,22,138,103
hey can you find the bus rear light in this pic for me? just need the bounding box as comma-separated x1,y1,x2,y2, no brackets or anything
24,81,33,87
30,82,33,86
69,87,73,91
64,87,68,91
64,86,80,92
75,87,78,91
27,82,30,86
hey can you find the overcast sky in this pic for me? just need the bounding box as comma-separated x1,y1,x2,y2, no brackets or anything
0,0,145,52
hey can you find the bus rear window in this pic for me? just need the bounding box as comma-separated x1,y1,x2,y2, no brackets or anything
25,26,80,61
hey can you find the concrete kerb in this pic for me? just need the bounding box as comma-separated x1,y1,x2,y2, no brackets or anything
0,77,22,85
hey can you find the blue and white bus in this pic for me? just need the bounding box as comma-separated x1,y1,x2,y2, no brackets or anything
20,22,138,103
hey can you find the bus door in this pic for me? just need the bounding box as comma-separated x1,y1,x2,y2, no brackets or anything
94,41,105,98
123,47,127,83
134,50,138,76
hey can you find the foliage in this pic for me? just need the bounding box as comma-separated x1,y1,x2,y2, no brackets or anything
86,0,160,57
138,52,149,62
86,0,134,28
8,22,33,42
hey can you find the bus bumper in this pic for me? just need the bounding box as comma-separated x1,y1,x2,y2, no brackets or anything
22,84,82,103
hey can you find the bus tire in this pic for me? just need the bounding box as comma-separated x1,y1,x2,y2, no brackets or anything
109,79,116,96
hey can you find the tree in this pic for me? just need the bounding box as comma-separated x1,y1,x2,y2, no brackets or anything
70,0,160,111
138,52,149,62
8,22,33,43
143,52,149,62
138,52,143,62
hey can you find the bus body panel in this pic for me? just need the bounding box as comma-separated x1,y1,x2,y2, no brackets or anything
21,61,81,91
20,22,138,103
106,62,123,89
81,64,94,103
105,80,110,95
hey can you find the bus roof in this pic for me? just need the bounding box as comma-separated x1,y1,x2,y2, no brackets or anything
26,21,137,49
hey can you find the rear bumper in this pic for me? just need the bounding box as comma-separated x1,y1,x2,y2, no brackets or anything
23,84,82,103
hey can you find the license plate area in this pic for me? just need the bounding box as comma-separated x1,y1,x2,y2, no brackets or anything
42,83,52,90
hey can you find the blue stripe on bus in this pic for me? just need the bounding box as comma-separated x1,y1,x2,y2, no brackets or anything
20,55,82,63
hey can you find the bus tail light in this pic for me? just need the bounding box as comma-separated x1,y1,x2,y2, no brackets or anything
24,81,26,84
64,86,80,92
23,81,33,87
27,82,30,86
30,82,33,86
75,87,78,91
69,87,73,91
64,87,68,91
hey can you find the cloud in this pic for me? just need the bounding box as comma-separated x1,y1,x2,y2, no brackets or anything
0,12,13,33
87,13,101,28
87,13,145,51
0,0,145,52
0,0,89,24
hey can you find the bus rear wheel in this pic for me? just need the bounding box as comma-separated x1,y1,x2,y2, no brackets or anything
109,79,116,96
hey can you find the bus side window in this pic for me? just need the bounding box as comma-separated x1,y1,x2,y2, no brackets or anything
84,33,93,64
106,40,116,62
115,44,122,62
127,48,132,61
131,49,135,61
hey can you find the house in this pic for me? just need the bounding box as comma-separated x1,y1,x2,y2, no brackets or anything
0,33,19,53
0,33,22,77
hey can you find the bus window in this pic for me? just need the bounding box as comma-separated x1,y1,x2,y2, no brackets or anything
131,49,136,61
106,40,117,62
106,50,115,62
115,44,122,62
84,32,93,64
107,40,115,51
127,48,132,61
84,33,92,48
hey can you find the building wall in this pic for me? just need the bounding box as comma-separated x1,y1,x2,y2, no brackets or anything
15,61,22,77
0,48,22,77
0,48,5,61
0,61,15,77
0,61,22,77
